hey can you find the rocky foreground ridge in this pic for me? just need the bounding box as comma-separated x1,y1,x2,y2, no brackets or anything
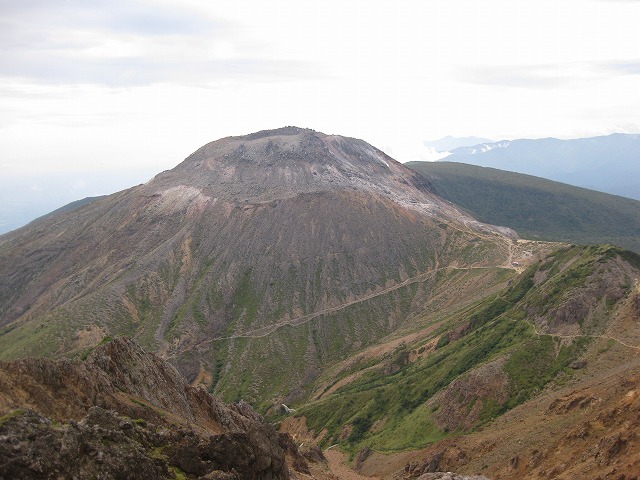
0,337,314,479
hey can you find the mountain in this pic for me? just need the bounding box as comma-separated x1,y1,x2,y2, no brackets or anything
442,133,640,200
423,136,494,152
3,126,640,479
0,336,314,479
406,161,640,254
0,126,516,411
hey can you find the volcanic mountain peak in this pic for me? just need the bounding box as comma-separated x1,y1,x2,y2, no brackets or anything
154,126,414,199
0,126,518,408
147,126,512,235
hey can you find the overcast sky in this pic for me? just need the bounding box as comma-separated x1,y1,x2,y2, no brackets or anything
1,0,639,230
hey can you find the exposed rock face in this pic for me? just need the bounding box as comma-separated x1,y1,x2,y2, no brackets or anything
0,337,300,479
430,359,510,432
2,408,176,480
417,474,490,480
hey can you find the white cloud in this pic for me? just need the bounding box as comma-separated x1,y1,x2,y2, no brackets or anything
0,0,639,177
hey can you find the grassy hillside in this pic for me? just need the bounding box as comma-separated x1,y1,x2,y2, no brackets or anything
289,245,640,456
407,161,640,254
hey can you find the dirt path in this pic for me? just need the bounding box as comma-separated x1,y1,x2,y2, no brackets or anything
324,448,379,480
310,320,446,401
170,262,517,357
530,321,640,351
169,238,557,358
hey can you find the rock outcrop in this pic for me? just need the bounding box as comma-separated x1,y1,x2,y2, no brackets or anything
0,337,303,479
417,474,490,480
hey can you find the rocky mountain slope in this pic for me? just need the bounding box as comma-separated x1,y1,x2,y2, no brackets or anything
2,127,640,479
0,336,311,479
0,127,516,409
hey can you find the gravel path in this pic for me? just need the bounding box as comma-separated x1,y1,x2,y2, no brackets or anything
324,449,379,480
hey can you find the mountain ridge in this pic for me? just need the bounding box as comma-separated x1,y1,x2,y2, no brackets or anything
406,161,640,254
442,133,640,199
0,336,310,479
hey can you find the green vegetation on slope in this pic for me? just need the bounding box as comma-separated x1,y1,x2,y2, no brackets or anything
406,161,640,254
293,245,639,454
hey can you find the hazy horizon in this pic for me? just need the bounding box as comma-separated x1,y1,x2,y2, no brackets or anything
1,0,639,232
2,130,639,235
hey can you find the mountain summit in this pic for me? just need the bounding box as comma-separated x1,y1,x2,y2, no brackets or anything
154,126,505,229
0,127,516,407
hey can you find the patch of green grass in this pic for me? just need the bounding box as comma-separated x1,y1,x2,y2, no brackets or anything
504,335,589,407
209,349,227,393
169,466,188,480
131,398,150,408
191,294,207,326
0,314,68,360
0,409,25,425
80,348,93,361
367,406,449,452
0,323,17,337
232,268,261,328
98,335,114,345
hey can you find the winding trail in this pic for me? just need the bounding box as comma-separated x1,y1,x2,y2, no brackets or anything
168,237,560,358
529,321,640,352
165,217,534,358
324,448,379,480
171,243,638,358
170,262,515,357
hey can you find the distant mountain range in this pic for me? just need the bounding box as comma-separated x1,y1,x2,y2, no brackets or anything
407,161,640,254
442,133,640,200
423,136,494,152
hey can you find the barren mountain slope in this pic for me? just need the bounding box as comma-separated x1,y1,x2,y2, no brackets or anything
0,127,515,408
